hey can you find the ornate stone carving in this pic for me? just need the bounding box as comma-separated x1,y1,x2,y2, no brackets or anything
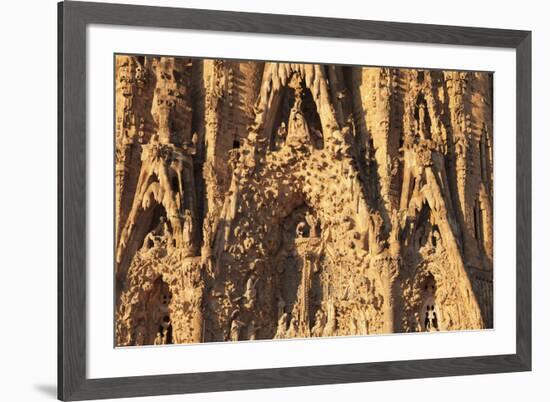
115,57,493,345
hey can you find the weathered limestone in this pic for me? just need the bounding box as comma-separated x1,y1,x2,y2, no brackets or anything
115,56,493,346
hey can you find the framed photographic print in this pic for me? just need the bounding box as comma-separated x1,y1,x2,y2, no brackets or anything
58,1,531,400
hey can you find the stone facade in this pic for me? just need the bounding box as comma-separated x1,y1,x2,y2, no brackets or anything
114,55,493,346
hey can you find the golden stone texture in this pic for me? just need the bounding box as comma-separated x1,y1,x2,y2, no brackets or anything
114,55,493,346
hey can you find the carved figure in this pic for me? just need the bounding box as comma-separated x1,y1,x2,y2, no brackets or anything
243,275,259,309
230,311,245,342
275,313,289,339
311,309,326,337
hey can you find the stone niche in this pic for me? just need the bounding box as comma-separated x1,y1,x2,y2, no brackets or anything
273,205,324,339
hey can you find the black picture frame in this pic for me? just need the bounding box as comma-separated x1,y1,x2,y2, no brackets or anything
58,1,532,400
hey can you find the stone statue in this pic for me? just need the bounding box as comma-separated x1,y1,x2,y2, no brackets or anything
311,309,326,337
296,221,309,238
243,275,259,309
142,216,169,251
182,209,194,241
323,302,337,337
153,331,162,345
286,317,298,338
230,311,245,342
305,212,320,237
418,102,427,139
274,122,287,149
275,313,288,339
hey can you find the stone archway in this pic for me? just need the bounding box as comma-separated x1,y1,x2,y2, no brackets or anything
204,66,387,339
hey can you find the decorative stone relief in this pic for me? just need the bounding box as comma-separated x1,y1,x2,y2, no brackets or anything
115,56,493,346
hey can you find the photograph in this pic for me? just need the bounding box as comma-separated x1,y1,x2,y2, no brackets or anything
1,0,536,400
114,55,494,346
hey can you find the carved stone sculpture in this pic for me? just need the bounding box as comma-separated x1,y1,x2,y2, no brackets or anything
115,56,493,346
